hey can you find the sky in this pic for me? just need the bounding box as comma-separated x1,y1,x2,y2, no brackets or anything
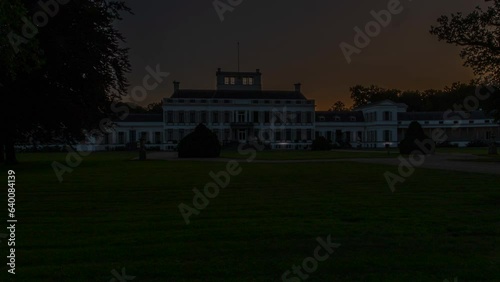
117,0,487,110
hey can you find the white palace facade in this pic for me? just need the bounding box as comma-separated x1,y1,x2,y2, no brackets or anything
99,69,499,151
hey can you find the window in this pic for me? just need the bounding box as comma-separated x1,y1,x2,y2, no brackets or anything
201,100,207,103
252,100,258,104
253,111,259,123
469,120,475,124
213,112,219,123
335,116,341,122
118,132,125,144
296,112,302,123
264,100,270,104
384,130,392,142
486,120,491,123
296,129,302,140
224,100,231,104
242,77,254,85
141,132,148,141
201,111,207,123
154,132,161,144
425,121,430,125
189,99,196,103
238,111,245,122
383,111,392,121
486,131,493,139
167,112,173,123
190,111,196,123
230,77,236,85
286,129,292,141
212,99,219,104
350,116,356,122
296,101,302,104
264,112,271,123
275,130,282,141
224,111,231,123
306,112,312,123
306,129,312,140
179,112,184,123
439,121,444,124
167,129,173,141
286,101,292,104
276,100,281,104
129,130,136,143
319,116,325,122
224,77,229,85
179,129,185,140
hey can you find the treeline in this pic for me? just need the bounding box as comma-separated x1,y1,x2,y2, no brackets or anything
122,102,163,114
349,82,500,114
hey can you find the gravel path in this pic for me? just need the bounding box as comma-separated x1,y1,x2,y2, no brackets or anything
143,152,500,176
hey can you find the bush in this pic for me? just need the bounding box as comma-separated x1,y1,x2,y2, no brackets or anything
399,121,434,155
436,140,458,148
467,140,489,147
178,124,221,158
311,136,332,151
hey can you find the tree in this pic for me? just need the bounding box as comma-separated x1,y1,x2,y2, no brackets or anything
0,0,132,164
311,136,332,151
329,101,348,112
147,101,163,113
399,121,434,155
430,0,500,119
178,124,221,158
430,1,500,83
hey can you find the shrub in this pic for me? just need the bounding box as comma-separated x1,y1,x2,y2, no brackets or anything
399,121,434,155
467,140,489,147
178,124,221,158
311,136,332,151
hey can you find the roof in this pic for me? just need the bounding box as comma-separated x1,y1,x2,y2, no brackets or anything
315,111,365,122
398,111,491,121
115,114,163,123
170,90,307,100
354,99,408,110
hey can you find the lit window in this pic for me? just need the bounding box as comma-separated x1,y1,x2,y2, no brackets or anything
230,77,236,85
248,77,254,85
243,77,248,85
224,77,229,85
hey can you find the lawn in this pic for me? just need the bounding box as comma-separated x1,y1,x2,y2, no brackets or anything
0,152,499,281
220,149,396,160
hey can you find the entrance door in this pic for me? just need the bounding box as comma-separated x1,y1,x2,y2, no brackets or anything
238,130,247,142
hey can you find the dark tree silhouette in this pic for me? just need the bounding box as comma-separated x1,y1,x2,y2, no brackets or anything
430,1,500,83
178,124,221,158
329,101,348,112
430,0,500,119
399,121,434,155
0,0,131,164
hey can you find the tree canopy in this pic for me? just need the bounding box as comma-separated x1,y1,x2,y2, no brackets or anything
0,0,132,164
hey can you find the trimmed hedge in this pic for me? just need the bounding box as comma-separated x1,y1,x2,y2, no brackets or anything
312,136,332,151
178,124,221,158
399,121,434,155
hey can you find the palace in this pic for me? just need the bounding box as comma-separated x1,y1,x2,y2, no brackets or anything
98,68,499,151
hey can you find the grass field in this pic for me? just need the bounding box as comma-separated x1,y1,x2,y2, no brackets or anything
220,149,396,160
0,152,499,281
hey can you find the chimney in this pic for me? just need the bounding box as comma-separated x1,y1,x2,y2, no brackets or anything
173,81,180,92
294,83,302,92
